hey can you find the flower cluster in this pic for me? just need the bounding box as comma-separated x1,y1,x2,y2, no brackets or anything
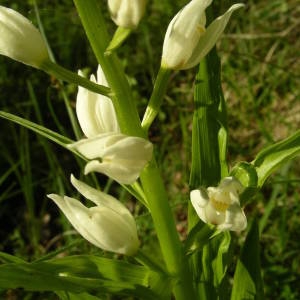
0,1,247,258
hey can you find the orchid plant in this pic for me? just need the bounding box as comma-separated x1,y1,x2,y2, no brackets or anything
0,1,299,299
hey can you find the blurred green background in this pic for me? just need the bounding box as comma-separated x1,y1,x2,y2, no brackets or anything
0,0,299,299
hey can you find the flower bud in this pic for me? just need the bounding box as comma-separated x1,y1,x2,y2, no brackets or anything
161,1,244,70
108,0,147,28
69,132,153,184
0,6,49,68
190,177,247,231
48,175,139,255
76,65,120,137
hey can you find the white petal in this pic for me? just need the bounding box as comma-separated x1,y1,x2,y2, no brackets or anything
108,0,146,28
48,193,139,255
70,175,138,252
190,188,209,207
222,203,247,231
76,74,102,137
76,66,119,137
204,201,226,225
68,133,113,159
69,133,153,184
69,133,152,161
190,188,209,223
0,6,48,68
94,65,120,134
183,3,245,69
84,160,140,184
89,206,139,255
47,194,105,248
70,174,134,220
162,0,212,70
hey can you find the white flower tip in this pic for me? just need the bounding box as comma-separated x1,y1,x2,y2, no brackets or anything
46,193,55,200
0,6,49,68
70,173,77,185
108,0,147,28
47,193,65,207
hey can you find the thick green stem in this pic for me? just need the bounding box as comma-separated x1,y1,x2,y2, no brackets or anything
141,162,196,300
142,67,171,131
73,1,196,298
73,0,143,137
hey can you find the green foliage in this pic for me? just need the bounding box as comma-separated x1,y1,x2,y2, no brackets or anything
231,219,264,300
0,255,163,299
0,0,299,299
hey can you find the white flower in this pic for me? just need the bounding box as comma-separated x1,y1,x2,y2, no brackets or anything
76,65,120,137
161,0,244,70
190,177,247,231
0,6,49,68
72,65,153,184
108,0,147,28
69,133,153,184
48,175,139,255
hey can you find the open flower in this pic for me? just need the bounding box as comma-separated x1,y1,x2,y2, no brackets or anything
108,0,147,28
71,65,153,184
161,0,244,70
48,175,139,255
190,177,247,231
69,133,153,184
0,6,49,68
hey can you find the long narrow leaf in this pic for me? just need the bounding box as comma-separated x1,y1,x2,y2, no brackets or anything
0,111,72,148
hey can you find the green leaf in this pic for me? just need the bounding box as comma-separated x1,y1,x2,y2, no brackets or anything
184,221,216,255
0,111,88,161
56,291,102,300
201,232,231,289
0,255,160,299
105,27,132,55
0,111,72,148
211,231,231,287
0,252,25,264
230,162,259,205
231,219,264,300
253,130,300,187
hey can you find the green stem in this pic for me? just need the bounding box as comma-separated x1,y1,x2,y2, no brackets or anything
73,0,144,137
135,249,167,275
40,60,111,97
73,1,196,298
142,67,171,131
141,163,196,300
